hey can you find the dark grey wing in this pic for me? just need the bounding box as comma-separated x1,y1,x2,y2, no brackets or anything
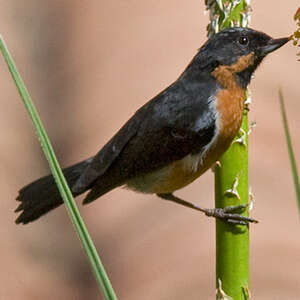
79,74,218,203
107,114,216,178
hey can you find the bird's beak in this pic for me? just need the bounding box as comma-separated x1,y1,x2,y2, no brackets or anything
259,37,289,56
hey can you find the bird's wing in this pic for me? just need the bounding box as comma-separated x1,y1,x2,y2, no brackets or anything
73,76,217,195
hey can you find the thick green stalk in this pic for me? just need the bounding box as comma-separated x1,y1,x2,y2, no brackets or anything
0,36,117,300
215,114,249,299
205,1,252,299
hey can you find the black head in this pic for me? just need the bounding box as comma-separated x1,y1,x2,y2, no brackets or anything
188,27,289,88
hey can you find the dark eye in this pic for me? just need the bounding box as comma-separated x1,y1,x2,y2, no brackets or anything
238,36,249,46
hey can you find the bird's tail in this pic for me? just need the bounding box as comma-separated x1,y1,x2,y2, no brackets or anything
15,158,92,224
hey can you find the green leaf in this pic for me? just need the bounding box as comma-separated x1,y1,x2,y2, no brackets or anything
279,89,300,214
0,35,117,300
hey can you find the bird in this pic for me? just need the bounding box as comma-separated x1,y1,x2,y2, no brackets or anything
15,27,289,225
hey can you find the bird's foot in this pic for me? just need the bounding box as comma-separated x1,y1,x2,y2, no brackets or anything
157,193,258,226
203,204,258,225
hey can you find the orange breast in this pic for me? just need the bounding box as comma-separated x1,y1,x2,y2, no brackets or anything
211,54,249,145
215,87,245,143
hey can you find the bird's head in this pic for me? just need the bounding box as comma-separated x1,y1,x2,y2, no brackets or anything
192,27,289,88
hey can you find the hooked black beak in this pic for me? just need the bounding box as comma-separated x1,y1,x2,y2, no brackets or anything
259,37,289,56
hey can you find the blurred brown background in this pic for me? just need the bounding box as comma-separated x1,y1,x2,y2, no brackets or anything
1,1,299,299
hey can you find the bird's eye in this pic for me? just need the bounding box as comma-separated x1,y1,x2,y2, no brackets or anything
238,36,249,46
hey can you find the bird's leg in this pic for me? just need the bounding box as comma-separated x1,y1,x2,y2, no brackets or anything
157,193,258,225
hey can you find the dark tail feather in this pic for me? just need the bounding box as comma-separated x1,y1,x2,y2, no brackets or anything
15,158,92,224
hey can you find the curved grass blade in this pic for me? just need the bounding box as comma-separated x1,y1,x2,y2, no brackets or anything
279,89,300,214
0,35,117,300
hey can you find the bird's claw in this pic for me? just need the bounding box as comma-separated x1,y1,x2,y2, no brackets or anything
204,204,258,225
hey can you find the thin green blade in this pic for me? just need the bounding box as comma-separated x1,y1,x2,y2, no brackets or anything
279,89,300,214
0,35,117,300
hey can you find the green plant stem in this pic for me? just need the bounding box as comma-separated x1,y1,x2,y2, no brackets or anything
279,89,300,213
205,1,252,299
0,35,117,300
215,114,249,299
